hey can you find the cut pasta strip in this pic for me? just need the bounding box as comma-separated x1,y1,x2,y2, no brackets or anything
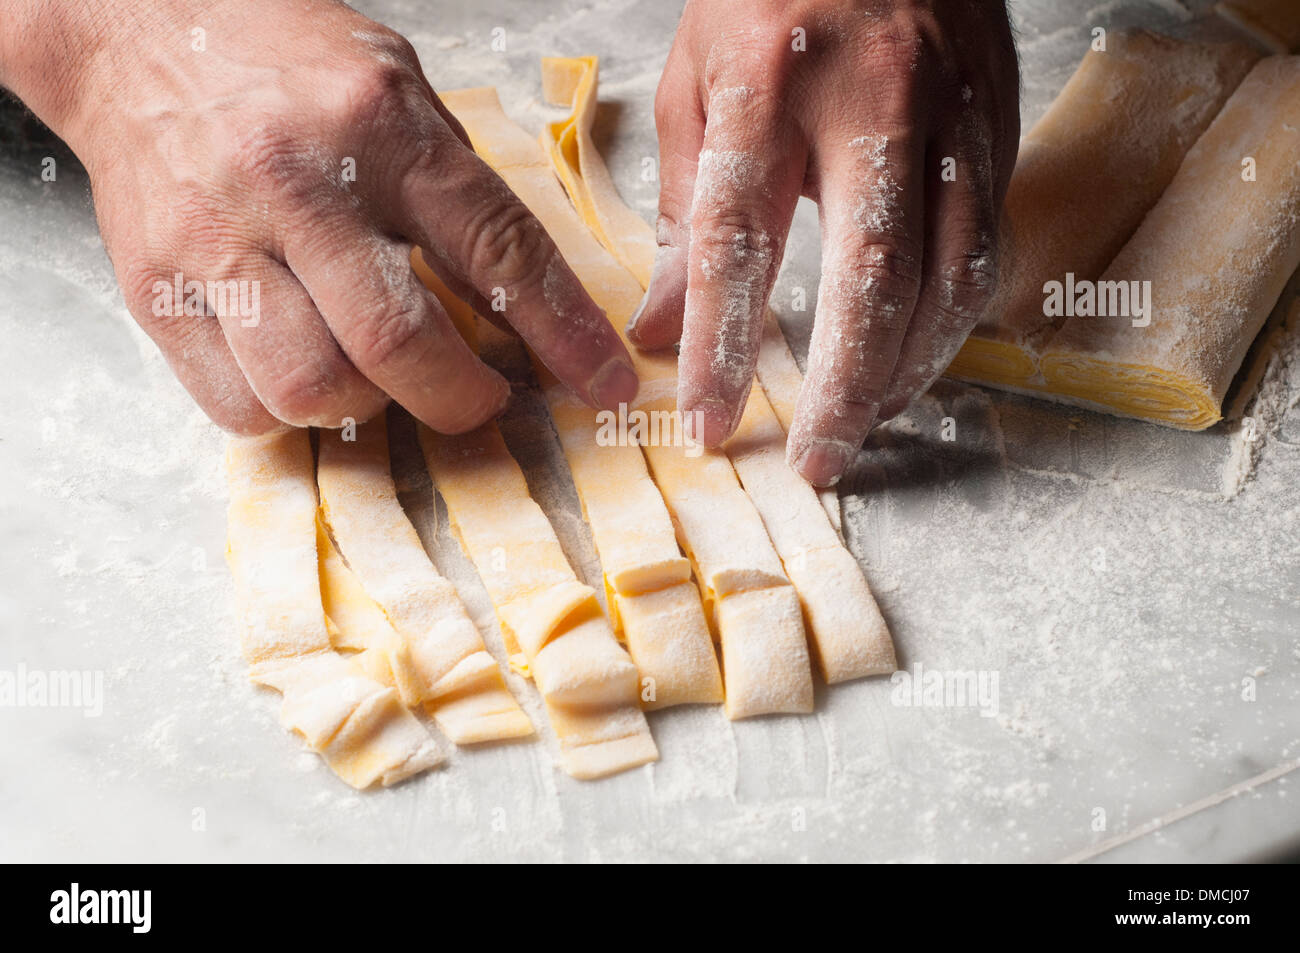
1040,55,1300,429
225,430,444,787
946,30,1258,390
1216,1,1300,53
536,57,894,684
317,516,425,705
411,252,722,710
540,54,657,287
537,56,841,530
250,652,444,788
753,314,843,536
316,418,533,745
418,417,659,778
441,84,815,717
225,431,333,665
725,394,898,681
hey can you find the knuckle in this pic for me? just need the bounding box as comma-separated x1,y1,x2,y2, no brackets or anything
260,360,347,425
706,83,786,134
336,59,425,128
691,210,778,278
867,11,941,69
354,27,421,71
705,33,793,96
118,259,167,313
748,26,796,69
855,239,924,292
694,211,773,254
805,374,883,426
216,123,314,199
933,249,998,324
655,210,687,248
465,198,549,285
350,295,429,371
821,244,921,336
828,358,893,406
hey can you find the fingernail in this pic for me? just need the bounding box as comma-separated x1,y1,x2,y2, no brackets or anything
626,289,650,338
589,358,639,410
683,398,735,447
790,438,855,486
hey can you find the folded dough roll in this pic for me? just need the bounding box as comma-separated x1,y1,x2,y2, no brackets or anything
1040,55,1300,429
947,30,1259,388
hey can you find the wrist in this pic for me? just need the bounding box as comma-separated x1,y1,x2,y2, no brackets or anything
0,0,216,152
0,2,117,142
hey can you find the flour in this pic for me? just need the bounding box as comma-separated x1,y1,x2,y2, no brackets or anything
5,0,1298,863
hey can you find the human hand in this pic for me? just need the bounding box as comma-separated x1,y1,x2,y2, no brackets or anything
635,0,1019,484
1,0,638,434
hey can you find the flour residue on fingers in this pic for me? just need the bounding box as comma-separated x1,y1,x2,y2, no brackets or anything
681,137,781,434
793,129,925,436
846,133,902,235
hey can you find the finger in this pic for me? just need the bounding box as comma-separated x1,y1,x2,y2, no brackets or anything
875,136,999,422
395,129,638,411
787,126,926,486
117,262,282,435
399,84,508,330
429,91,474,151
626,40,704,349
412,240,517,337
677,86,805,446
284,218,511,434
208,254,389,428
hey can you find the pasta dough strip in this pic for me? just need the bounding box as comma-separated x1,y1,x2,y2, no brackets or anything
537,56,841,532
543,381,726,708
1040,55,1300,428
536,57,895,684
316,418,534,745
439,85,816,717
946,30,1258,390
418,416,659,779
317,516,426,706
250,652,445,789
225,430,444,787
536,62,811,425
411,254,723,710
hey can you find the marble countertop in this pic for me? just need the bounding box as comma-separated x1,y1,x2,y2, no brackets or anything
1,0,1296,862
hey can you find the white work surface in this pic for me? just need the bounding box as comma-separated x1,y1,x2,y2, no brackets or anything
1,0,1297,862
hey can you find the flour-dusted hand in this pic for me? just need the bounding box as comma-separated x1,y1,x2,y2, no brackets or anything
0,0,638,434
636,0,1019,484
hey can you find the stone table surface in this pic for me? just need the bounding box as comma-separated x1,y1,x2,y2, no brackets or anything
0,0,1296,862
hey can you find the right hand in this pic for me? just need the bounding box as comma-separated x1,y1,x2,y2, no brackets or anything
1,0,638,434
